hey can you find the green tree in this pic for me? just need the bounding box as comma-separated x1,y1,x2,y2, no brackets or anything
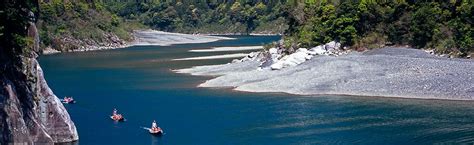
409,3,442,48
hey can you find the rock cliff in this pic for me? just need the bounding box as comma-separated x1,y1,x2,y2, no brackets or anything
0,2,78,144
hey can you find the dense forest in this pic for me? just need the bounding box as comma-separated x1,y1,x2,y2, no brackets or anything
37,0,289,51
284,0,473,57
38,0,146,51
104,0,289,34
37,0,473,56
0,0,37,57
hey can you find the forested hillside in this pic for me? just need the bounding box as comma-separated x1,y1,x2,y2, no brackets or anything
38,0,146,52
284,0,473,57
105,0,289,34
38,0,290,52
38,0,472,56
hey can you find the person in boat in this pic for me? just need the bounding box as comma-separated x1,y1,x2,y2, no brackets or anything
111,108,124,121
113,108,118,116
62,96,74,103
151,120,161,132
151,120,158,131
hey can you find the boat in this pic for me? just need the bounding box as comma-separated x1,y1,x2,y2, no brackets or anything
110,109,125,121
110,114,124,121
148,120,163,135
148,127,163,135
61,96,75,104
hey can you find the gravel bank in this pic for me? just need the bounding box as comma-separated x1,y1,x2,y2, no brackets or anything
133,30,233,46
43,30,232,55
189,46,263,52
173,53,248,61
176,47,474,100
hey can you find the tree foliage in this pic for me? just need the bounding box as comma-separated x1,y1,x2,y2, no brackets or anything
38,0,145,51
35,0,473,56
286,0,473,56
105,1,289,34
0,0,38,59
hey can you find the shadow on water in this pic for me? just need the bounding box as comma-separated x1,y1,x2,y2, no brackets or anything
40,35,474,145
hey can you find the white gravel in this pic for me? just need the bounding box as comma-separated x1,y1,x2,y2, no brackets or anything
132,30,233,46
189,46,263,52
176,47,474,100
173,53,248,61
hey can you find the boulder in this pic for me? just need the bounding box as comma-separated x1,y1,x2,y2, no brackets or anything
270,48,312,70
258,41,343,70
324,41,341,51
270,61,284,70
259,48,281,68
310,45,327,55
269,48,278,54
260,56,274,68
236,52,263,63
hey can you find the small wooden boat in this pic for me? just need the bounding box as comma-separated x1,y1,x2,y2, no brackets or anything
148,127,163,135
144,120,163,135
142,127,163,135
110,114,124,121
61,97,75,104
110,108,125,121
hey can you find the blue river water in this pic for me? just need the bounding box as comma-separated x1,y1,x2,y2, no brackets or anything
40,36,474,145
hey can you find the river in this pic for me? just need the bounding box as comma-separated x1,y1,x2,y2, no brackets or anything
40,36,474,145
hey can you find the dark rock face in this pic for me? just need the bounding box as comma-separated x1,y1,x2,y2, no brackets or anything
0,13,78,144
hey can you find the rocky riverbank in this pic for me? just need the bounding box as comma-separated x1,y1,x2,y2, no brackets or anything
42,30,232,55
132,30,232,46
176,46,474,100
42,32,129,54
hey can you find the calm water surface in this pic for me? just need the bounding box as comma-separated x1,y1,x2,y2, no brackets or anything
40,36,474,145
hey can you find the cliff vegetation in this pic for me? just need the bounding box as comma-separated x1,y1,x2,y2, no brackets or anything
1,0,78,144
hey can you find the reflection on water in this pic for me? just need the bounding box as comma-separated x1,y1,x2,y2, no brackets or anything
150,135,163,145
40,36,474,145
242,95,474,144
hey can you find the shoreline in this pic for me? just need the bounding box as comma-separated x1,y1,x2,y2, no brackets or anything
42,43,133,55
202,83,474,102
173,53,248,61
42,30,235,55
189,46,263,52
176,47,474,101
193,32,282,36
41,30,282,55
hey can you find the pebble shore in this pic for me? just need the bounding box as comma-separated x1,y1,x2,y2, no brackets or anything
176,47,474,100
